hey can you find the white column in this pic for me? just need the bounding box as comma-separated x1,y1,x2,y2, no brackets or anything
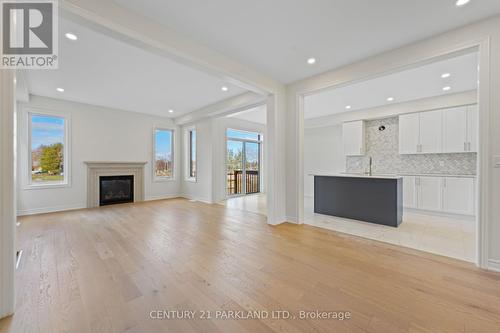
0,69,16,319
266,93,287,225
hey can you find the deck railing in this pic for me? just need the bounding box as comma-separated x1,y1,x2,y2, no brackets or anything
227,170,260,195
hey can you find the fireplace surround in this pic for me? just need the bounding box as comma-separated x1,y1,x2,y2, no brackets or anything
85,161,147,208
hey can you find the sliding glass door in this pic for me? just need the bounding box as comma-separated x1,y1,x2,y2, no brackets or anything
227,140,244,195
226,129,262,197
244,142,260,194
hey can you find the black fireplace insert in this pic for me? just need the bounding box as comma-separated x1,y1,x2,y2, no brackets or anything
99,175,134,206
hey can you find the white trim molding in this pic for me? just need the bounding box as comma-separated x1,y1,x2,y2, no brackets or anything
488,260,500,273
25,109,71,190
0,70,16,319
17,204,86,216
84,161,147,208
152,127,175,182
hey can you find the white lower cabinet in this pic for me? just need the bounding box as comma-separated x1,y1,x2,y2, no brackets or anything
417,177,442,212
442,177,475,215
403,175,475,215
403,176,417,208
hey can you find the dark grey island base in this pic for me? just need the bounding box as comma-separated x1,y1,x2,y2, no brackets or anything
313,174,403,227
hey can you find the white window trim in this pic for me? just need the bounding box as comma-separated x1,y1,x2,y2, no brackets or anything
153,127,175,182
184,126,197,182
25,109,71,190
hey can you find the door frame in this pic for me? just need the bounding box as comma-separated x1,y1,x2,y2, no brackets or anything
293,39,490,268
0,70,16,318
225,129,263,198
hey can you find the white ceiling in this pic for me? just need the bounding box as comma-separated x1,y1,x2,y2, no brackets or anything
115,0,500,83
304,52,478,120
22,18,248,117
228,105,267,124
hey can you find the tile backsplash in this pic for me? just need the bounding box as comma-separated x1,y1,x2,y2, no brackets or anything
346,116,477,175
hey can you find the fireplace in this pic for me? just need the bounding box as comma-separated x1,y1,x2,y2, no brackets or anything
99,175,134,206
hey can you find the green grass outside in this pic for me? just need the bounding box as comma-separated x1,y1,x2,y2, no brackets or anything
32,174,64,182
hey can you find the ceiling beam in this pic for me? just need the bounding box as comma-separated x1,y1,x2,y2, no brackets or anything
60,0,284,97
174,92,267,125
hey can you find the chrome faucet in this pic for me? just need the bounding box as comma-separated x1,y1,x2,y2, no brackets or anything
365,156,373,176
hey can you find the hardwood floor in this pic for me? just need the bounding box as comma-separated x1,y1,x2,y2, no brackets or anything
1,198,499,333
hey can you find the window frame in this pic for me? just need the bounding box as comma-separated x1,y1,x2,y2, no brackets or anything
153,127,175,182
26,110,71,190
184,126,197,182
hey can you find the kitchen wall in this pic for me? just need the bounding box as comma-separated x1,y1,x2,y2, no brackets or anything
304,125,344,197
303,91,478,197
346,116,477,175
17,95,181,215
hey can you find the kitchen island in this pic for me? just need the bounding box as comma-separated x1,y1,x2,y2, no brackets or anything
313,174,403,227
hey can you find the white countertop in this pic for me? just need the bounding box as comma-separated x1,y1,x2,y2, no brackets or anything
309,172,476,179
310,173,403,180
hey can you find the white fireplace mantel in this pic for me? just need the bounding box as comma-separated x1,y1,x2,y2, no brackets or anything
84,161,147,208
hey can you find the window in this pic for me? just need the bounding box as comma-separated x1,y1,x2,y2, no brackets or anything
29,113,67,185
226,128,263,196
154,128,174,179
226,128,262,141
188,129,196,179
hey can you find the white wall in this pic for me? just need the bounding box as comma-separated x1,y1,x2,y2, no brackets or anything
17,95,181,215
286,15,500,270
180,116,266,204
304,125,344,197
180,119,214,203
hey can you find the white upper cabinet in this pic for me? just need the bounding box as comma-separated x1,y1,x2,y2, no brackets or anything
467,105,478,152
399,105,477,155
342,120,365,156
443,106,467,153
419,110,443,153
399,113,420,154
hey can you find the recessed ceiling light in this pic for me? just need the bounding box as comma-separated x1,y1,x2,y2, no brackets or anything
441,73,451,78
345,105,352,110
307,58,316,65
387,97,394,102
221,86,229,92
65,33,78,41
168,109,174,113
443,86,451,91
456,0,471,7
56,87,64,92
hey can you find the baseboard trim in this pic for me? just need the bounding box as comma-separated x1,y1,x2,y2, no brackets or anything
17,204,86,216
404,207,475,221
180,195,213,204
145,195,180,201
488,259,500,273
286,216,299,224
